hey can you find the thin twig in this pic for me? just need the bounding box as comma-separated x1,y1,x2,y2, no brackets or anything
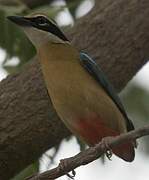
26,125,149,180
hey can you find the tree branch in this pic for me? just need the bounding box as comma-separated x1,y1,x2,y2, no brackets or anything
26,125,149,180
0,0,149,179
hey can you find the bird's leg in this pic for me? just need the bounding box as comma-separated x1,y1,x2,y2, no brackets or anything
100,136,115,160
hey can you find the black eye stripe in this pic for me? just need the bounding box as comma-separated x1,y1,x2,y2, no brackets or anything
47,22,69,41
34,16,49,24
32,16,69,41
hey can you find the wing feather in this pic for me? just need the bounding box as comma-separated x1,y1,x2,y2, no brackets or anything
80,52,134,131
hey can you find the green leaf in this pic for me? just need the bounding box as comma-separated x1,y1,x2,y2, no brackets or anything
11,161,39,180
0,8,36,72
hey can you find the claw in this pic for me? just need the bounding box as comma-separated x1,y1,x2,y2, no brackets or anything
101,136,115,160
59,159,76,179
106,150,112,160
66,169,76,179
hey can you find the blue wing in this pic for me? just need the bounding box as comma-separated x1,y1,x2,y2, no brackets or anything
80,52,134,131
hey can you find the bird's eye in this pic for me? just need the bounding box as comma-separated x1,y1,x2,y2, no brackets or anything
36,17,48,26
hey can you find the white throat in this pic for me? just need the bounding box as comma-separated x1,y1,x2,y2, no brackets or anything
23,27,66,48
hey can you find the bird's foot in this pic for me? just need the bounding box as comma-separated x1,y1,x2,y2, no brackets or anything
101,136,115,160
59,159,76,179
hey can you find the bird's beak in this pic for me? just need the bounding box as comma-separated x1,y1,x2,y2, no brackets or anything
7,16,32,27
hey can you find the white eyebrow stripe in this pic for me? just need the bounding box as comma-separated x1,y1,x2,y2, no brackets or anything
49,18,57,26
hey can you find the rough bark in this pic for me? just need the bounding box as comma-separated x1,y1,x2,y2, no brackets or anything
21,0,53,8
0,0,149,179
0,0,53,8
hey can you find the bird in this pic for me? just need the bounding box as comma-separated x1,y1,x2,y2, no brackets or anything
7,14,136,162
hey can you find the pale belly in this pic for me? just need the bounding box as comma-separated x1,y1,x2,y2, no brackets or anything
43,65,127,144
38,44,127,144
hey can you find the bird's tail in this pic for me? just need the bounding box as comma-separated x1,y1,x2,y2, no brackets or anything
113,141,135,162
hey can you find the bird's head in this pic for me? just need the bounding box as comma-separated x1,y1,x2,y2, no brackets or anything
7,14,69,48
